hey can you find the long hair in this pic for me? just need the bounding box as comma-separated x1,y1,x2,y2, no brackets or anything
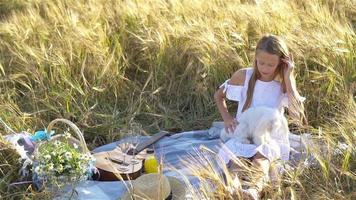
242,34,307,125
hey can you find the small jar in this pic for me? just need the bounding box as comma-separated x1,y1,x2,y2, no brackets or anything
144,154,159,173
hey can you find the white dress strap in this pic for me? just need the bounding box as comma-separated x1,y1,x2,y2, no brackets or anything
244,68,253,86
219,79,243,102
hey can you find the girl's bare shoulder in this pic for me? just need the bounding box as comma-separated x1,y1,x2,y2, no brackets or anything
229,68,247,86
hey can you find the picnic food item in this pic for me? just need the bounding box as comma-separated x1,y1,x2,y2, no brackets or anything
144,155,159,174
93,131,170,181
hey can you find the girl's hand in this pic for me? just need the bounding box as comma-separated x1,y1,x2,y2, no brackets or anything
223,115,238,134
281,54,295,79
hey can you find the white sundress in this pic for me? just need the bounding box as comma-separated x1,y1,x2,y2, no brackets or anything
218,67,305,163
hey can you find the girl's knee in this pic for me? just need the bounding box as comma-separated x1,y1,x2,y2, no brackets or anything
252,152,268,161
252,153,270,172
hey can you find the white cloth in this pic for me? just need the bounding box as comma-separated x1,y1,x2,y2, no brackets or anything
218,134,291,163
71,127,316,200
218,67,305,162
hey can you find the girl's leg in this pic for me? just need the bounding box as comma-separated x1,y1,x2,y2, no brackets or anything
251,152,270,180
240,153,270,200
223,159,247,187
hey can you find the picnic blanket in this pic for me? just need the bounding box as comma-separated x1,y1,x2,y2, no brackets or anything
74,122,315,200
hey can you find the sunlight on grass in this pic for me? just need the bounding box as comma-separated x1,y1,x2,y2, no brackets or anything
0,0,355,199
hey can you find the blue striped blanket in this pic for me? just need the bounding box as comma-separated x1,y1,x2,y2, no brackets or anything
75,122,314,199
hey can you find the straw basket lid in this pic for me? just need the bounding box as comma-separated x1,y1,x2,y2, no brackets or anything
121,173,186,200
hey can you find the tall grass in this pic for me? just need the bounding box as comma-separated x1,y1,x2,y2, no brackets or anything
0,0,355,199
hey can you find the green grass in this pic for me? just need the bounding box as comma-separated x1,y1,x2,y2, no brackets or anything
0,0,355,199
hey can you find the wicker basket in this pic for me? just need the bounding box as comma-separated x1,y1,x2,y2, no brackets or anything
32,119,93,193
33,118,89,159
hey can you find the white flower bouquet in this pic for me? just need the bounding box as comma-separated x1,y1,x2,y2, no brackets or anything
32,119,95,192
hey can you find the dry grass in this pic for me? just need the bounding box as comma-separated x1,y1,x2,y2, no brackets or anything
0,0,355,199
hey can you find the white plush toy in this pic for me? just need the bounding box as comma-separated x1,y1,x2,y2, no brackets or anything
220,106,289,146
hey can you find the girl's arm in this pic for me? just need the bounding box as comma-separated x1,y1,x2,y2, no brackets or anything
214,69,245,133
214,87,236,133
282,56,305,123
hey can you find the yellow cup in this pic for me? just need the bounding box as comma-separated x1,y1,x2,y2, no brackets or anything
144,155,159,174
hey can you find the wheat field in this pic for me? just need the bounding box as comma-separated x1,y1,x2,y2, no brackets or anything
0,0,355,199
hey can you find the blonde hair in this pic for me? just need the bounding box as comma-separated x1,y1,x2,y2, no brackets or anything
242,34,307,125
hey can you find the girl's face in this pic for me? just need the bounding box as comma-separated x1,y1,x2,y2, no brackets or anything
255,51,280,81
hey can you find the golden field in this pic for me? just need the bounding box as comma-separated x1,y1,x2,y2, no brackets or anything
0,0,355,199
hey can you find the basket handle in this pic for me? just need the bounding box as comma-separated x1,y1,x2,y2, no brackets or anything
47,119,89,154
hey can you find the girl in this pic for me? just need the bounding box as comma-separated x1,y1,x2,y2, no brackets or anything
214,34,306,198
